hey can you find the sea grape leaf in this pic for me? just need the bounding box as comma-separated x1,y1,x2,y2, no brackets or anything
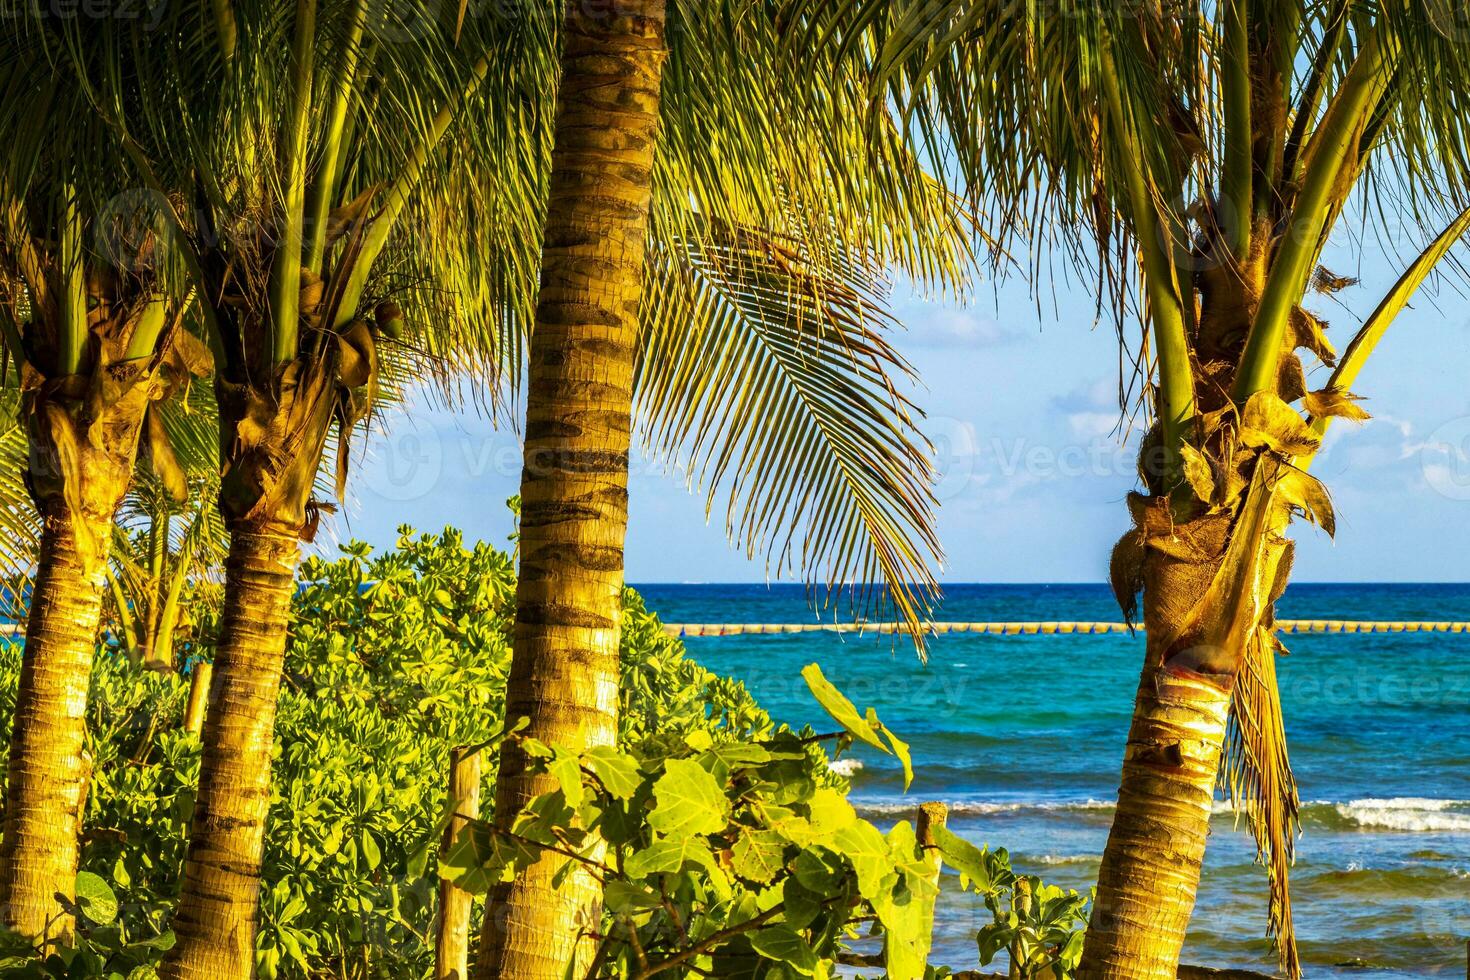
800,663,887,752
648,758,729,837
873,713,914,791
583,746,641,800
548,749,584,808
749,924,819,975
792,847,845,895
791,787,856,845
702,741,775,771
441,823,537,893
831,821,891,900
933,825,992,893
603,880,663,914
782,877,825,930
625,837,716,879
74,871,118,925
732,827,788,883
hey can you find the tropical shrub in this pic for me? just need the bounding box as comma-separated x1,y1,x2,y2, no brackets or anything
0,527,775,978
440,664,927,979
0,526,1085,979
932,836,1091,979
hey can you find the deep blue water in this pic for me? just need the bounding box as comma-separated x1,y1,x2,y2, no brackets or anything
634,583,1470,979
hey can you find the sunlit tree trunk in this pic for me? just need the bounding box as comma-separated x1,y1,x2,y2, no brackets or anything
160,529,300,979
163,361,336,979
1081,501,1291,979
0,515,112,945
475,3,666,977
0,385,151,944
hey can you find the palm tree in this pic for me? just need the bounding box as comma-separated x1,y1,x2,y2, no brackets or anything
60,6,526,974
796,1,1470,975
475,3,981,975
93,380,228,672
59,2,968,975
0,39,208,943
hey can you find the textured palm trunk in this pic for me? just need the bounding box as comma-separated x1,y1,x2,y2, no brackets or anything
475,4,666,978
1077,651,1231,979
160,530,300,980
1,364,154,944
1080,509,1287,979
0,512,113,945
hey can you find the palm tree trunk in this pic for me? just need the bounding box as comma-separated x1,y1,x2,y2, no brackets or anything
0,512,112,945
1077,652,1232,980
476,4,666,977
160,529,300,980
1080,509,1287,979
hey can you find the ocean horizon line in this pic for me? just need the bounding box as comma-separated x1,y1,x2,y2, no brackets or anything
630,580,1470,587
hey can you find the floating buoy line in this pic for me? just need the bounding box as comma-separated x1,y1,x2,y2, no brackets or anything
662,620,1470,637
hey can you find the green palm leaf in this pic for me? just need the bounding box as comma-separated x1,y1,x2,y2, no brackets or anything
639,218,939,632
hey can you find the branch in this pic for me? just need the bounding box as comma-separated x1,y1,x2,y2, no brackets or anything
487,824,613,883
632,906,786,980
633,895,854,980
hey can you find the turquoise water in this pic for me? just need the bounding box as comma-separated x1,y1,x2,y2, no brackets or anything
635,583,1470,978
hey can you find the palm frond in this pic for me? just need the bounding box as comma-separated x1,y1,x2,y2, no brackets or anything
1219,626,1301,979
36,1,970,637
638,216,940,639
0,380,37,622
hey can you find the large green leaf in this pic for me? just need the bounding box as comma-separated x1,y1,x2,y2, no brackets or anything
749,924,820,976
800,663,885,751
647,758,730,838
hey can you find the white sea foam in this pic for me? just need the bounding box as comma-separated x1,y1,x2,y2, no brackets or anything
1028,853,1099,866
852,795,1470,833
827,758,865,778
1328,798,1470,833
853,798,1115,817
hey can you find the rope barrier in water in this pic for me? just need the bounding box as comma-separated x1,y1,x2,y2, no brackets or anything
662,620,1470,637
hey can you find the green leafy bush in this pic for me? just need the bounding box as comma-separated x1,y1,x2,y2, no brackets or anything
442,663,936,980
0,527,775,978
927,830,1092,979
0,525,1087,979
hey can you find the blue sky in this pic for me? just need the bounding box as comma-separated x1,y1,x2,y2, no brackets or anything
319,218,1470,584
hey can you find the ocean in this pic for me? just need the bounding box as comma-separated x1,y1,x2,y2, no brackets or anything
634,583,1470,979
